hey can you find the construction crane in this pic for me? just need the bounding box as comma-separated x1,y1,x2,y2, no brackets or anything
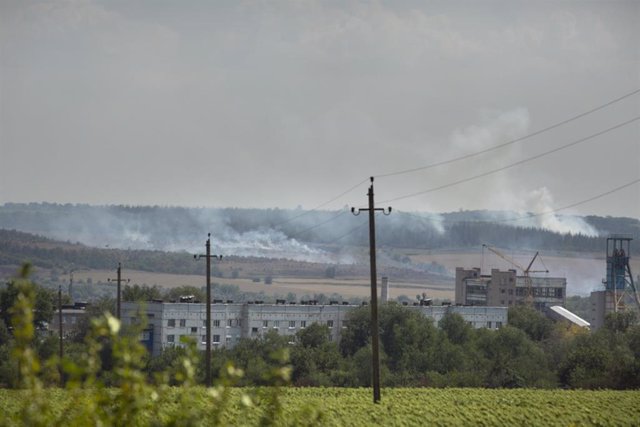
482,244,549,304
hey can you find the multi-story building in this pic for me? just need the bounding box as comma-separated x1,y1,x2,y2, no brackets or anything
455,267,566,310
122,301,508,356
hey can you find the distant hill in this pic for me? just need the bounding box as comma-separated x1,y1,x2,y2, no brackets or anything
0,229,448,284
0,203,638,258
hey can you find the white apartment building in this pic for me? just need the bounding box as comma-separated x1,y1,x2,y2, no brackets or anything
122,301,508,357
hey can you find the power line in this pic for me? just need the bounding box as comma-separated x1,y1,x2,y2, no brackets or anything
276,89,639,234
287,209,348,239
376,88,640,179
327,221,368,244
279,90,639,241
395,178,640,226
471,178,640,225
379,116,640,205
272,178,369,228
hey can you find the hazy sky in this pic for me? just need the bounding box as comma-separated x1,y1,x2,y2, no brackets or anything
1,0,639,218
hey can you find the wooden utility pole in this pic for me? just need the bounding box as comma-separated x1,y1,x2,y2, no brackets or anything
351,177,391,404
108,263,130,320
194,233,222,387
58,282,64,387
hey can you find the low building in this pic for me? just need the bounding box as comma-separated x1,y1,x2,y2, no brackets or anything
546,305,590,329
122,300,508,357
455,267,566,311
50,302,89,337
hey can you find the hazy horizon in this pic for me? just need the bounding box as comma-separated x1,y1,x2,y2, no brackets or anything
2,1,638,218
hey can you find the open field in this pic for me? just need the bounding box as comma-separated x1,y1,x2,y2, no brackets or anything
71,269,455,300
1,387,639,426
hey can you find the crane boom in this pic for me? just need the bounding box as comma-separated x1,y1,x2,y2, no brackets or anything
482,244,549,306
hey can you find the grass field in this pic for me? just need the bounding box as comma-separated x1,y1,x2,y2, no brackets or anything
1,387,639,426
71,269,455,300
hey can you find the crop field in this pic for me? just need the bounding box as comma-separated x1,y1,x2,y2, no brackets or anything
1,387,639,426
71,269,455,300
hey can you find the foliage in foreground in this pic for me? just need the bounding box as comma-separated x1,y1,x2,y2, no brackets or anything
0,265,319,426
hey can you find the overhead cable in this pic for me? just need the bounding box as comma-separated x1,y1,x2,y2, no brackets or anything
395,178,640,226
376,88,640,179
378,116,640,205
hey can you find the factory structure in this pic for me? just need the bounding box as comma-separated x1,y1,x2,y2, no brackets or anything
455,268,566,310
589,236,639,330
455,245,567,311
122,300,508,357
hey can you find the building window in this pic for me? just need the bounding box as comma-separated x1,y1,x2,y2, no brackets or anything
486,321,492,328
274,320,280,328
237,319,242,327
496,322,503,329
263,320,268,328
500,300,505,305
300,321,306,328
167,334,175,343
226,336,232,344
179,319,186,327
252,327,258,334
227,319,233,327
289,321,296,328
201,335,206,343
213,320,220,328
327,320,334,328
167,319,175,327
213,334,220,344
191,327,197,334
202,320,207,327
508,289,513,295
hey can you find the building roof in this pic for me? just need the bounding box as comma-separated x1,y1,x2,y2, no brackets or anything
548,306,590,328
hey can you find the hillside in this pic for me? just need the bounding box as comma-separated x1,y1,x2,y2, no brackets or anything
1,203,638,258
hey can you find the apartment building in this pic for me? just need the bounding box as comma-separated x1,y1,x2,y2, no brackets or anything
122,300,508,356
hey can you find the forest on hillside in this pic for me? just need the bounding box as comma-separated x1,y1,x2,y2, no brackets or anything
1,203,637,256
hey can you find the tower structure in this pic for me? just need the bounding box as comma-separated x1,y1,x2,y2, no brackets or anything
590,235,640,329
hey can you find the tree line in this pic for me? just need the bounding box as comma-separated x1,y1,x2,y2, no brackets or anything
2,274,639,390
1,203,638,253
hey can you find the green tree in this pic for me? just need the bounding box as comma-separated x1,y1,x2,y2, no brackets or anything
439,313,472,345
122,284,162,302
291,323,340,386
0,277,54,329
508,305,553,341
604,311,638,334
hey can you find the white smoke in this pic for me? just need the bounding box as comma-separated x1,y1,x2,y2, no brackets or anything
450,108,531,152
211,229,333,263
519,187,599,237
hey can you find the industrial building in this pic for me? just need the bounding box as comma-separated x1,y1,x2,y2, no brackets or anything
589,236,639,330
122,301,508,357
455,267,566,310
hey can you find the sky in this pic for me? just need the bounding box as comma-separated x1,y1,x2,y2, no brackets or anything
1,0,639,218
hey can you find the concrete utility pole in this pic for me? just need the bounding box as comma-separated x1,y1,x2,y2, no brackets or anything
108,263,130,320
351,177,391,404
194,233,223,388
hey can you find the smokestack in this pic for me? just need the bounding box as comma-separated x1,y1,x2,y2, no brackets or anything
381,276,389,303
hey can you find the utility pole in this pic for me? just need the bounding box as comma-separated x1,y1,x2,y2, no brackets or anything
194,233,223,387
58,281,64,387
351,177,391,404
108,263,130,320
